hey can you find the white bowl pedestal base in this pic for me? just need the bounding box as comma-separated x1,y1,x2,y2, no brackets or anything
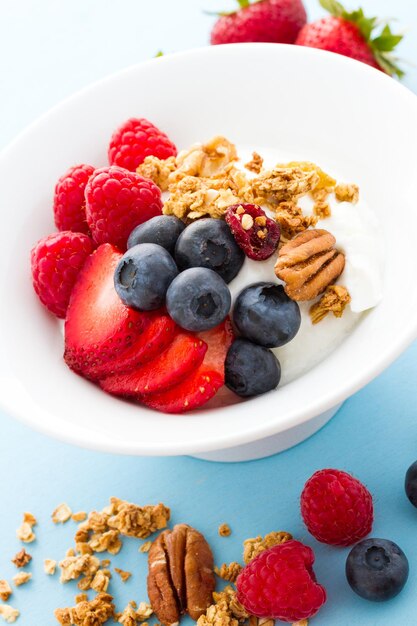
192,403,343,463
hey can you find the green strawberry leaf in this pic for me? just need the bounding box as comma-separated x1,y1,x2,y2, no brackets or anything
154,51,164,58
204,0,261,17
320,0,405,78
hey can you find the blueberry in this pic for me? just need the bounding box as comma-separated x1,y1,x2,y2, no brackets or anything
405,460,417,507
127,216,185,255
114,243,178,311
166,267,231,332
225,338,281,397
175,218,244,283
346,538,409,602
233,283,301,348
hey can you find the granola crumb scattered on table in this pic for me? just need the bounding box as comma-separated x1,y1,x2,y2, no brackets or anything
12,572,31,587
117,602,139,626
23,513,37,526
244,152,263,174
89,569,111,593
54,592,115,626
44,559,57,575
136,602,153,621
309,285,351,324
335,182,359,204
107,498,170,539
72,512,87,523
215,562,242,582
0,604,19,623
139,541,152,553
75,594,88,604
59,554,100,584
0,582,12,602
16,513,36,543
115,568,132,583
218,523,232,537
11,550,31,569
52,503,73,524
243,531,292,564
198,586,248,626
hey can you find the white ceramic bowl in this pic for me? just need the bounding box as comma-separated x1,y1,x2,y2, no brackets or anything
1,44,417,462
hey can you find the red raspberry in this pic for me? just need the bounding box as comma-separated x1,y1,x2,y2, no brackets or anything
301,468,374,547
236,541,326,623
31,231,93,318
85,166,163,250
108,118,177,172
53,164,95,233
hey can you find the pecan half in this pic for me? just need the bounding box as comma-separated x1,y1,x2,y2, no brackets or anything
274,229,345,301
147,524,215,626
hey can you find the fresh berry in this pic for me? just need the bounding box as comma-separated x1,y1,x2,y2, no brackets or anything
301,468,374,546
225,204,280,260
236,541,326,622
53,164,95,233
198,318,235,378
88,311,176,380
64,244,151,378
405,460,417,508
114,243,178,311
225,338,280,397
346,538,409,601
31,231,94,318
100,333,207,396
295,1,404,78
108,117,177,172
233,283,301,348
127,215,185,254
166,268,231,332
85,166,163,250
211,0,307,46
140,367,224,414
175,218,244,283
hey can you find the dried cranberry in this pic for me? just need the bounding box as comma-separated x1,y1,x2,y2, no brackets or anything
225,204,280,261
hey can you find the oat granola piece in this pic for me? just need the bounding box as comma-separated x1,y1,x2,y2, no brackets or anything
218,523,231,537
66,548,76,557
90,569,111,593
54,592,115,626
11,550,31,568
215,562,242,583
212,586,249,620
75,594,88,604
136,602,153,621
12,572,31,587
139,541,152,553
72,512,87,523
16,513,36,544
137,155,177,191
101,559,111,568
310,285,351,324
283,162,336,194
52,503,73,524
0,582,12,602
117,602,139,626
243,531,293,564
44,559,57,575
172,136,238,182
89,530,122,555
59,554,100,584
0,604,19,623
23,513,37,526
335,182,359,204
244,152,263,174
292,621,308,626
115,568,132,583
275,201,317,239
108,499,170,539
163,175,241,221
197,600,238,626
313,199,331,220
251,167,319,207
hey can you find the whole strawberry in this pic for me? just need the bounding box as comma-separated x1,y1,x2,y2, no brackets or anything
31,231,94,318
53,164,95,233
210,0,307,45
85,166,163,250
301,468,373,546
236,541,326,623
296,0,404,77
108,118,177,172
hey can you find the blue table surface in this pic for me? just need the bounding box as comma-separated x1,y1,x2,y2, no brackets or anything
1,1,417,624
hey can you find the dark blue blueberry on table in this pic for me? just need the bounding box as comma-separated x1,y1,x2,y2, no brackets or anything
225,338,281,397
405,460,417,507
346,538,409,602
127,215,185,254
175,218,245,283
114,243,178,311
233,282,301,348
166,267,231,332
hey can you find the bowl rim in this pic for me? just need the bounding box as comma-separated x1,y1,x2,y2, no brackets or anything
1,43,417,456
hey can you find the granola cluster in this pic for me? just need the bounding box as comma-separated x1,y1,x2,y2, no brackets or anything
16,513,36,543
309,285,352,324
54,592,115,626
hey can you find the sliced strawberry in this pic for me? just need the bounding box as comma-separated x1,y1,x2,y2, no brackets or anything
88,310,177,379
64,243,151,379
100,333,207,397
198,317,235,381
140,368,224,414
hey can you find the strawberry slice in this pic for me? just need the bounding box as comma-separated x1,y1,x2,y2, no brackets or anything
140,368,224,414
100,333,207,397
64,243,151,379
141,318,235,414
88,310,177,379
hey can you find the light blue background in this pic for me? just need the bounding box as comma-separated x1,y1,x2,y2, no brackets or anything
1,1,417,624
